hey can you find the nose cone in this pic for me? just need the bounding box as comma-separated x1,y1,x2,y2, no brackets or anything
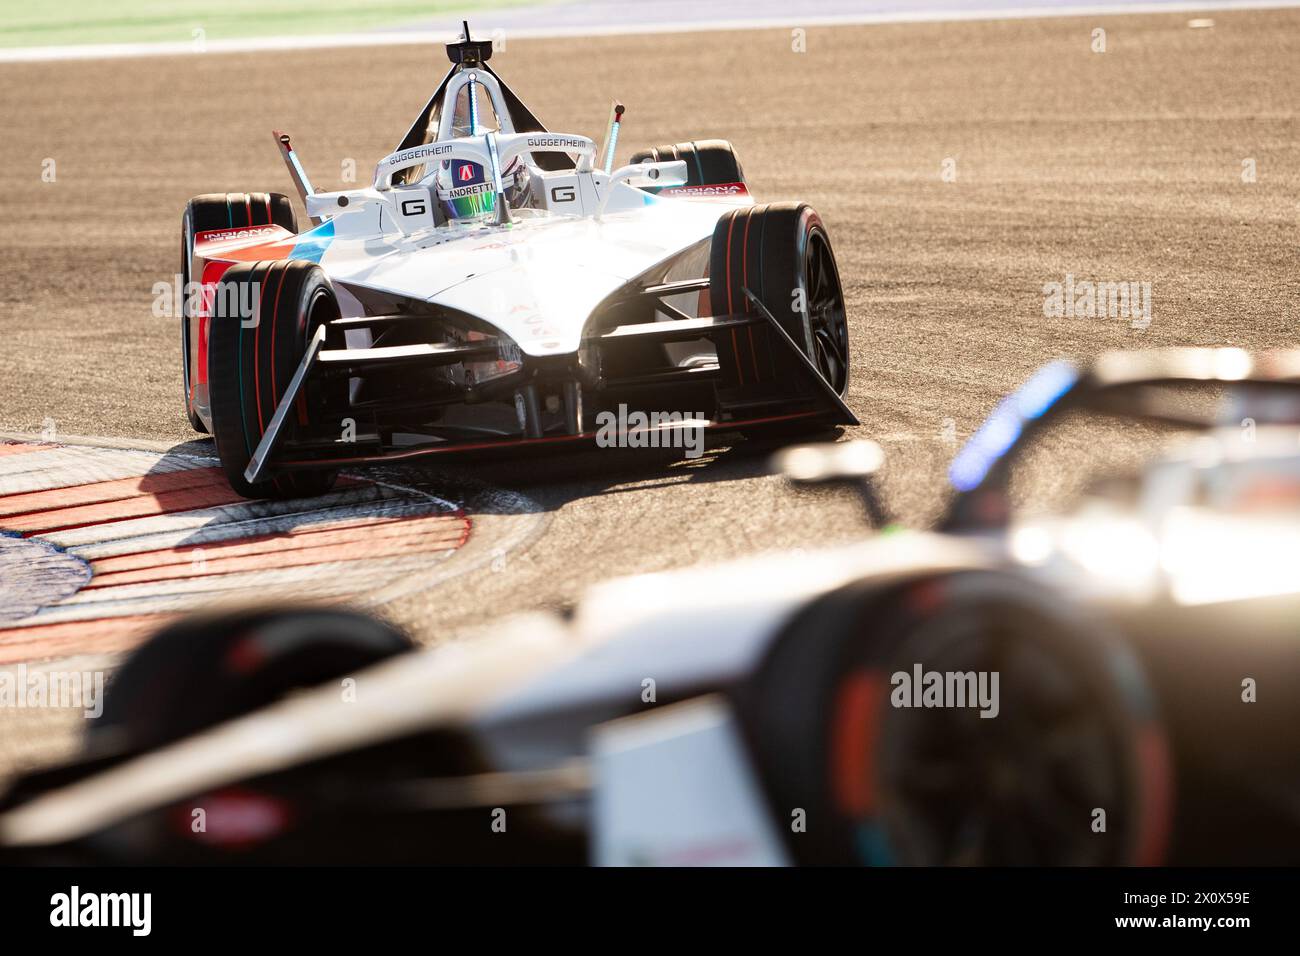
432,257,624,357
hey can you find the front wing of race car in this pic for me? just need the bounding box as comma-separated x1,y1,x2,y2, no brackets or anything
242,278,857,484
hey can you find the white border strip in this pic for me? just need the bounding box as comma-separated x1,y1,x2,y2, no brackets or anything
1,2,1296,63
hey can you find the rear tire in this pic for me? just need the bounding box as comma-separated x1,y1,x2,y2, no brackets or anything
208,259,338,499
89,608,413,754
181,193,297,433
629,140,745,191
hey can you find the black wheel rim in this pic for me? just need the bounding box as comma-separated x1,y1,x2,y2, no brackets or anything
876,615,1131,866
802,228,850,395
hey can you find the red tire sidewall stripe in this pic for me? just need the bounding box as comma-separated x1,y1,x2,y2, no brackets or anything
253,263,268,436
740,210,762,383
831,671,888,817
723,211,736,316
724,211,745,386
1135,724,1174,865
269,263,291,410
267,264,294,493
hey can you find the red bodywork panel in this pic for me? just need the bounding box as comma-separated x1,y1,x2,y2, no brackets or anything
188,226,299,419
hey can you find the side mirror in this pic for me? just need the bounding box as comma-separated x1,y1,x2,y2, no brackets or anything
773,440,890,528
596,160,688,216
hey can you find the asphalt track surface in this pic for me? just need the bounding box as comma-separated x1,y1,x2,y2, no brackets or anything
0,9,1297,781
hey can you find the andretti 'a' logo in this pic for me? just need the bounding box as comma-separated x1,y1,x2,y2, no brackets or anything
458,163,478,183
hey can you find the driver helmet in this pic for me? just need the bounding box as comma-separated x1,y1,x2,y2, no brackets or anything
435,156,531,221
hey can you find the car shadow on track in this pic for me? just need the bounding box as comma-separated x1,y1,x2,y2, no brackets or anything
372,427,850,515
148,426,853,534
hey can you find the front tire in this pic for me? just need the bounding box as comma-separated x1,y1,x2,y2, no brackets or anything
708,202,850,439
710,202,849,396
741,572,1170,866
181,193,298,433
208,259,338,499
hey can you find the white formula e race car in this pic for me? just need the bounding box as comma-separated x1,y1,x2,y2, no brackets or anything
178,24,854,498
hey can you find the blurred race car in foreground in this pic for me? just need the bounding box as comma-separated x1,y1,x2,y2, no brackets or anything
4,348,1298,865
178,23,853,499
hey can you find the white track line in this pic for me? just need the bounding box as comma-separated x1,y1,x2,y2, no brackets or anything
13,555,457,625
46,554,458,612
0,450,202,494
35,485,398,548
67,498,450,560
0,431,216,457
1,1,1296,63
